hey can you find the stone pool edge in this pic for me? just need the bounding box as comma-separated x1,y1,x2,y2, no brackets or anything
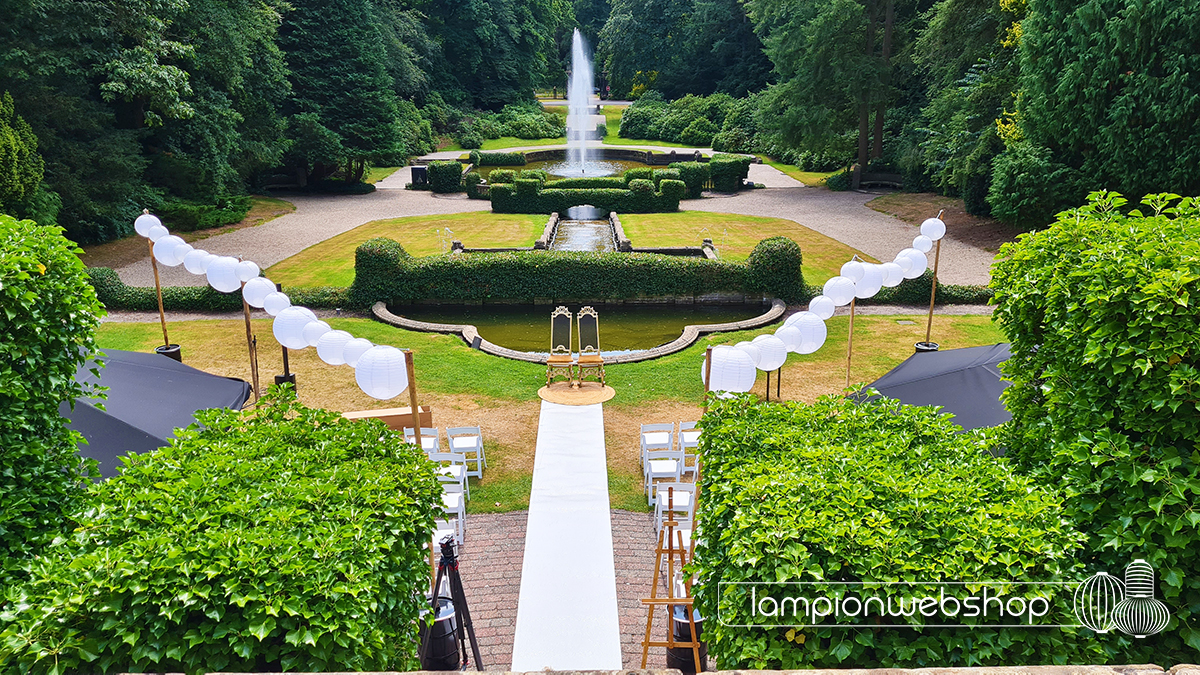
371,298,787,365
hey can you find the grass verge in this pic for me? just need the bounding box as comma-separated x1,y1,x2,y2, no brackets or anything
365,166,401,184
265,212,546,287
96,313,1003,511
757,156,838,187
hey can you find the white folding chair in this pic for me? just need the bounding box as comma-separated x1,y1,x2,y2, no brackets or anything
653,482,696,534
428,451,469,500
447,426,486,479
437,462,467,545
404,427,441,453
640,423,675,467
644,446,683,506
678,421,701,477
432,519,461,549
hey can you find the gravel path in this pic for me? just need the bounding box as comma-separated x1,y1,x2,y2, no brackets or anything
114,144,994,288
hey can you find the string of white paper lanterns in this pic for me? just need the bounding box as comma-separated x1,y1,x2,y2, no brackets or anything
702,217,946,395
133,213,409,401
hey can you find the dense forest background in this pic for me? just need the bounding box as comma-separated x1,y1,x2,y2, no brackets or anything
1,0,1197,244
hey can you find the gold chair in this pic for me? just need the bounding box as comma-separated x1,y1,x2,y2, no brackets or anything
575,306,605,387
546,306,575,387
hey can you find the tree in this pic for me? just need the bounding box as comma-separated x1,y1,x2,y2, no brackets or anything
598,0,689,98
279,0,401,182
0,91,44,215
654,0,774,98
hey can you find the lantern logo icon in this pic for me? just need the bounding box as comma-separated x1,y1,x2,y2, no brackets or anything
1073,560,1170,638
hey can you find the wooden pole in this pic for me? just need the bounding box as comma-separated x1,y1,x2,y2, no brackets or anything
765,369,770,401
702,346,713,412
924,238,942,344
845,297,857,388
776,366,781,399
148,238,169,348
240,281,260,400
406,349,422,449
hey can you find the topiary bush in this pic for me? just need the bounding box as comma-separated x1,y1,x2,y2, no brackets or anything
0,214,102,591
487,169,516,184
693,394,1103,669
669,161,710,198
0,386,444,674
708,153,752,192
651,168,681,187
427,160,464,193
517,169,549,184
657,179,686,203
623,167,653,183
745,236,805,303
463,171,486,199
991,191,1200,662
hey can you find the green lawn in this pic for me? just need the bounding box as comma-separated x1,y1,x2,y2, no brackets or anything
365,166,401,184
619,211,873,282
96,313,1004,511
758,155,838,187
265,212,548,287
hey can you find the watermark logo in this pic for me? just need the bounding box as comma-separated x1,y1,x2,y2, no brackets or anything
1074,559,1170,638
718,558,1171,637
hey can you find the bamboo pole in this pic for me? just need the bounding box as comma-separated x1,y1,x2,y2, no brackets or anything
148,238,169,348
406,349,422,449
239,280,260,400
702,346,713,412
924,238,942,345
845,297,857,388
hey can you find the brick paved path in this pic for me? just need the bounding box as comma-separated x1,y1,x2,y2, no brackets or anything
455,509,672,671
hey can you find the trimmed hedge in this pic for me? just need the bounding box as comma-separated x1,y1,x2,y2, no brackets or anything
88,267,353,311
745,237,804,302
547,176,628,189
624,167,653,183
694,394,1100,668
0,386,444,673
487,169,516,184
490,182,682,215
427,160,463,193
651,168,681,187
669,161,710,198
468,150,526,166
348,235,809,305
709,153,752,192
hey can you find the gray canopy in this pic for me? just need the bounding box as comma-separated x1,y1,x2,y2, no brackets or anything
865,343,1012,431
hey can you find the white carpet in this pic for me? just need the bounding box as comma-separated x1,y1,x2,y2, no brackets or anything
510,400,622,670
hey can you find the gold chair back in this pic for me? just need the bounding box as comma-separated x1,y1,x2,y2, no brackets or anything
578,306,601,355
550,306,573,355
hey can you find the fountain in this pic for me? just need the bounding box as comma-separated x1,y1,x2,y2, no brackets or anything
546,29,627,178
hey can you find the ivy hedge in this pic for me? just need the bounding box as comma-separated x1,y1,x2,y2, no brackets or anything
992,192,1200,662
0,387,443,673
87,267,350,311
468,150,526,166
0,214,101,592
693,394,1108,668
349,236,808,305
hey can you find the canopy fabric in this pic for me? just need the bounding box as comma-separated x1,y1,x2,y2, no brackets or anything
60,349,252,478
865,343,1012,431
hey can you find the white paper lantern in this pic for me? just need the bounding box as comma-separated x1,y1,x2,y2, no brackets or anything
823,276,857,306
899,248,928,278
316,329,354,365
296,306,317,323
182,249,210,275
855,263,884,299
752,334,788,371
840,260,865,283
920,217,946,241
808,295,836,320
913,235,933,253
700,345,756,393
355,345,410,400
263,291,290,316
774,325,803,352
789,311,828,354
881,261,904,287
894,252,914,274
342,338,373,367
172,242,194,264
206,256,242,293
134,212,162,238
236,260,260,283
153,235,187,266
242,277,276,308
273,306,316,350
734,341,762,367
147,223,169,242
302,320,332,347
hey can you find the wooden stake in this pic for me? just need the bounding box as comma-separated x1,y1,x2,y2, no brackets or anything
925,238,942,344
776,366,781,399
240,281,260,400
406,349,422,449
765,370,770,402
702,346,713,411
845,297,857,388
148,238,169,348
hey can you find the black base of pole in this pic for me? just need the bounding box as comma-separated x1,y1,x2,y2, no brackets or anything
915,341,940,353
155,344,182,362
274,373,297,387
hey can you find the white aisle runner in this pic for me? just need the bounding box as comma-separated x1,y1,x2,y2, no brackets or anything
510,400,622,670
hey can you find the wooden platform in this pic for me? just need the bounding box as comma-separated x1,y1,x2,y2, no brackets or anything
537,382,615,405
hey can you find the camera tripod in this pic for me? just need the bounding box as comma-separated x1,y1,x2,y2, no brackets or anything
420,535,484,671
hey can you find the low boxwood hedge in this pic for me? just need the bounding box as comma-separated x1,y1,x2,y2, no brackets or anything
0,386,444,673
548,176,628,189
468,150,526,166
669,161,709,198
693,394,1102,669
88,267,352,311
349,235,809,305
427,160,463,193
489,179,685,215
709,153,752,192
488,169,516,184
